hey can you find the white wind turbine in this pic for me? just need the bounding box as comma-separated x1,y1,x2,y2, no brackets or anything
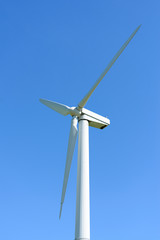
40,25,141,240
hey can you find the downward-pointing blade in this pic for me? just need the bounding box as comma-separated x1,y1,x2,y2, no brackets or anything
59,117,78,219
39,98,71,116
78,25,141,109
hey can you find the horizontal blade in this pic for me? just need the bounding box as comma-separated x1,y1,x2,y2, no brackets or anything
39,98,71,116
59,117,78,219
78,25,141,108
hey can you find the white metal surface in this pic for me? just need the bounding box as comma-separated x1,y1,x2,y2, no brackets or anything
78,25,141,109
40,99,81,117
59,117,78,218
39,99,71,116
81,108,110,129
75,119,90,240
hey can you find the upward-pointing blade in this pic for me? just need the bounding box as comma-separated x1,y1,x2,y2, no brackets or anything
39,98,71,116
59,117,78,219
78,25,141,109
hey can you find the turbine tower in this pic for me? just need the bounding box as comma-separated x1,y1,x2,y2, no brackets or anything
40,25,141,240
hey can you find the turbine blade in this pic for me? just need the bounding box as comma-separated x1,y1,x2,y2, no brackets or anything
39,98,71,116
78,25,141,108
59,117,78,219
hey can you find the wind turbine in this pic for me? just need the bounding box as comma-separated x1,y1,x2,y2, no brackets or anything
40,25,141,240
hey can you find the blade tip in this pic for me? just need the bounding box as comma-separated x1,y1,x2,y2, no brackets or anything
136,24,142,32
39,98,44,103
59,203,63,219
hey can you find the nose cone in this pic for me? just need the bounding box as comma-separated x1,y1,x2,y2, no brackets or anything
70,107,81,117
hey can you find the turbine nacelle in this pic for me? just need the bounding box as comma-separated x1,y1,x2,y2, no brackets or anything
79,108,110,129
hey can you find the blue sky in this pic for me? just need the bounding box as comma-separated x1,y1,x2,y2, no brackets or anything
0,0,159,239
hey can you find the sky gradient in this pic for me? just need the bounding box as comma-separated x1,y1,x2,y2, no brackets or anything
0,1,160,239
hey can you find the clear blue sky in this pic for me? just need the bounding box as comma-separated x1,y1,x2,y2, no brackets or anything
0,1,159,239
